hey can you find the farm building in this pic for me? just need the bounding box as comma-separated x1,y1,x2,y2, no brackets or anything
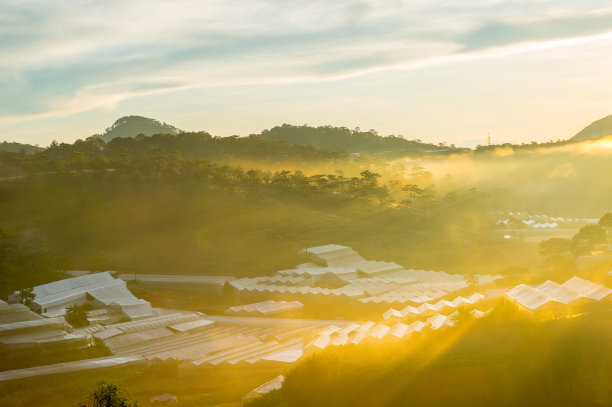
8,272,153,320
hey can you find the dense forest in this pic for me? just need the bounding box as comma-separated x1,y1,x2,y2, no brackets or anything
0,132,525,298
256,124,464,156
2,124,612,298
0,132,342,178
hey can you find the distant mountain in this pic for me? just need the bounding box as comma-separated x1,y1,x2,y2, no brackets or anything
95,116,182,142
0,141,43,154
571,115,612,142
256,124,460,156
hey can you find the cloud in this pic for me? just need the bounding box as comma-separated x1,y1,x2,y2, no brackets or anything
460,12,612,51
2,0,612,130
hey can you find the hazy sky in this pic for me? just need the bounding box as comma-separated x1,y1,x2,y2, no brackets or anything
2,0,612,147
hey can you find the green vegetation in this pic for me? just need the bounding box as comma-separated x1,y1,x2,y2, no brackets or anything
66,304,89,328
94,116,181,142
0,228,62,298
599,213,612,243
572,224,607,255
0,362,285,406
256,124,463,156
0,339,111,372
0,154,522,277
77,380,138,407
0,141,43,154
17,287,35,307
2,125,611,285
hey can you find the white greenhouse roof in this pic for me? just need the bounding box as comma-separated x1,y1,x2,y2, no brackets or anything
506,277,612,311
0,356,145,382
562,276,612,301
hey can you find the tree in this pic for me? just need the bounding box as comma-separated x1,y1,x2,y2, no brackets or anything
359,170,381,185
539,238,573,258
77,380,138,407
402,183,436,213
402,184,425,211
18,287,35,307
572,224,606,255
599,213,612,243
407,165,433,186
539,238,576,272
65,304,89,328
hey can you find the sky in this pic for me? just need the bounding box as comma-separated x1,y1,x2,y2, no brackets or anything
2,0,612,147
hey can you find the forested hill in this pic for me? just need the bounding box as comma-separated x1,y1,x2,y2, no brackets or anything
570,115,612,142
5,132,342,173
256,124,464,156
93,118,464,157
0,141,43,154
94,116,182,142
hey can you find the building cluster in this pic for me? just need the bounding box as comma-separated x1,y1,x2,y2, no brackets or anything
496,212,597,229
8,272,153,320
305,307,488,353
3,242,611,402
2,272,156,358
382,293,484,321
505,276,612,311
230,244,502,308
226,300,304,316
0,301,88,356
87,309,316,370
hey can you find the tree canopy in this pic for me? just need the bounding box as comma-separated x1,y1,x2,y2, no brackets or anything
77,380,138,407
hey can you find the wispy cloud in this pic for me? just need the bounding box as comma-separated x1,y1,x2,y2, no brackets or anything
2,0,612,142
460,11,612,50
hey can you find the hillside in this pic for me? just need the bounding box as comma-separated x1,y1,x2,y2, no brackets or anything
571,115,612,142
94,115,182,142
41,132,342,164
0,141,43,154
250,309,612,407
256,124,461,156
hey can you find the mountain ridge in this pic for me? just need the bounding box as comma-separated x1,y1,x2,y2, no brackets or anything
94,115,182,142
570,115,612,142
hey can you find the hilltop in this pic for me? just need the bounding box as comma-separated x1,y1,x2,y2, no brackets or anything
0,141,43,154
93,118,462,157
256,124,461,156
94,115,182,142
571,115,612,142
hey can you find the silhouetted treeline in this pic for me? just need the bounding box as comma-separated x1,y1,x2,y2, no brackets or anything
95,115,181,142
56,132,340,164
0,133,343,180
0,141,43,154
473,139,571,154
256,124,465,156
